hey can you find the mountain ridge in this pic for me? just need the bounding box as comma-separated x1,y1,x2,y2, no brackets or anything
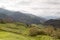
0,8,46,24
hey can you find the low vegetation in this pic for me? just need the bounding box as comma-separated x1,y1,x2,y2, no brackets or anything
0,22,60,40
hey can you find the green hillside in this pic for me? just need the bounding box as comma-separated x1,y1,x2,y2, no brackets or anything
0,31,57,40
0,23,59,40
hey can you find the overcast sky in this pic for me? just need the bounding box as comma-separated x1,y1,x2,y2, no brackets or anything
0,0,60,17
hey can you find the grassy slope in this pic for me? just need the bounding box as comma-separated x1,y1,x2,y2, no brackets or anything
0,31,29,40
0,23,59,40
0,31,56,40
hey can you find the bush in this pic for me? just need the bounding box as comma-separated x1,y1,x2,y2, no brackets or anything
55,28,60,39
29,24,46,36
29,27,40,36
28,24,60,39
42,26,55,36
40,26,60,39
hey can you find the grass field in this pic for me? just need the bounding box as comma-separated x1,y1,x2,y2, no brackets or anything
0,31,57,40
0,23,59,40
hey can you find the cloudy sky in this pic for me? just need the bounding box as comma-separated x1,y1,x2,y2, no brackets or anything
0,0,60,17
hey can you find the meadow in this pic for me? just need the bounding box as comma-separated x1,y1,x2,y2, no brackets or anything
0,23,59,40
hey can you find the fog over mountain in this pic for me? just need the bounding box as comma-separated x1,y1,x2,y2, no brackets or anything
0,8,47,24
0,0,60,19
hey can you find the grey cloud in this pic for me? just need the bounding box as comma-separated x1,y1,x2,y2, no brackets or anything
17,0,32,5
0,0,60,17
47,0,60,5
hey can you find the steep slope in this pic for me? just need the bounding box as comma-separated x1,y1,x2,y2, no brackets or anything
0,8,45,24
10,12,42,24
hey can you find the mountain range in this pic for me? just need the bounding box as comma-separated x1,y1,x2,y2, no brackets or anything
0,8,46,24
0,8,60,28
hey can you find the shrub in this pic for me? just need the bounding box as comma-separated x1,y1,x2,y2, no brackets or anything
29,24,60,39
42,26,55,36
40,26,60,39
29,27,40,36
55,28,60,39
29,24,46,36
